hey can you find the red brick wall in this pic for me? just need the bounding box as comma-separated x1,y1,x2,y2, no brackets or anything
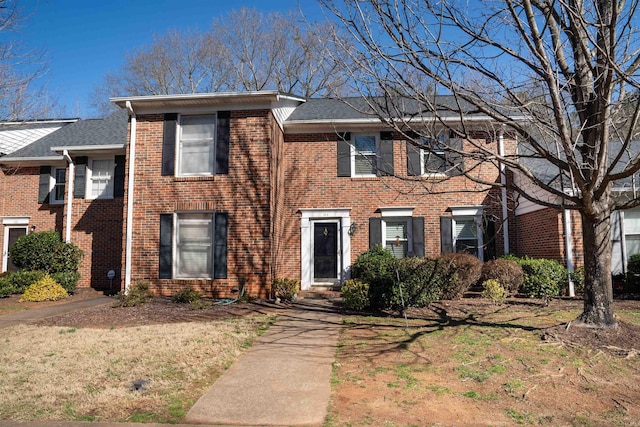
0,165,125,291
125,110,275,298
278,132,516,279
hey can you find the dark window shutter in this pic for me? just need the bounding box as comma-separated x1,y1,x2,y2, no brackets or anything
74,157,88,199
216,111,230,175
38,166,51,204
162,113,177,176
406,142,422,176
337,132,351,177
440,216,453,254
378,132,394,176
369,217,382,249
114,155,126,197
483,216,496,260
159,214,173,279
214,212,228,279
448,138,464,176
411,216,425,257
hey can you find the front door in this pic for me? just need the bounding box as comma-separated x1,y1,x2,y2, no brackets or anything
3,226,27,272
313,222,338,282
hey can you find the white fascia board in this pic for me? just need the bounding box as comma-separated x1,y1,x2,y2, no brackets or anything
449,205,484,216
50,144,126,153
0,118,78,125
0,155,64,165
379,207,416,217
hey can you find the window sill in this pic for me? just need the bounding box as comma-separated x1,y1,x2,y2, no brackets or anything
174,176,216,182
350,176,379,181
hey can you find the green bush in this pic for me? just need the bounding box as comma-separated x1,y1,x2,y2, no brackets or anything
569,266,585,295
10,231,83,273
6,270,46,294
351,246,396,309
513,256,566,299
480,259,524,295
172,286,202,304
392,257,453,309
21,275,68,302
273,278,300,302
439,253,483,299
481,279,507,304
626,254,640,292
50,272,80,294
341,279,370,311
115,282,151,307
0,275,14,297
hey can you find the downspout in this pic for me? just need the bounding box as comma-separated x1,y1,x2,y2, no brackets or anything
124,101,136,294
564,209,575,296
498,129,510,254
62,150,74,244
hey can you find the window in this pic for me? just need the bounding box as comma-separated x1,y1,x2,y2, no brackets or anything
421,135,452,175
440,206,484,260
178,115,216,176
88,159,115,199
52,168,66,203
383,219,410,259
454,218,479,256
625,209,640,259
352,134,378,177
176,214,213,279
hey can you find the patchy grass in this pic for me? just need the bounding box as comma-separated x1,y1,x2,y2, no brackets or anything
0,315,275,422
327,299,640,427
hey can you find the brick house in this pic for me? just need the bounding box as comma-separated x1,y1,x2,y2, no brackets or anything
1,91,520,297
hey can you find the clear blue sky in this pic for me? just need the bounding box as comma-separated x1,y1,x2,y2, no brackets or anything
17,0,326,118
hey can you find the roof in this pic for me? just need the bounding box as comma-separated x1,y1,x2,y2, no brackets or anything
0,118,78,156
1,110,128,162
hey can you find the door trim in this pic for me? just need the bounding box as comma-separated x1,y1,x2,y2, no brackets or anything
299,208,351,290
311,220,340,283
2,217,30,273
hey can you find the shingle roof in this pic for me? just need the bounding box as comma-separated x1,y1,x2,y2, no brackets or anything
3,110,128,159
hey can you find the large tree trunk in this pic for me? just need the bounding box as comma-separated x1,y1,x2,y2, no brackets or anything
578,204,617,328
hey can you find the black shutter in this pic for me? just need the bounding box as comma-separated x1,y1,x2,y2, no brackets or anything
448,138,464,176
159,214,173,279
440,216,454,254
378,131,394,176
369,217,382,249
74,157,88,199
337,132,351,177
216,111,230,175
483,216,496,260
162,113,177,176
406,142,422,176
38,166,51,204
214,212,228,279
411,217,425,257
114,155,126,197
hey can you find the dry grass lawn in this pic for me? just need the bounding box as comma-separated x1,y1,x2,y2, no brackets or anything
0,315,275,423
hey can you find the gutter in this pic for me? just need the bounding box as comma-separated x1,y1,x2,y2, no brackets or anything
124,101,137,294
62,150,74,244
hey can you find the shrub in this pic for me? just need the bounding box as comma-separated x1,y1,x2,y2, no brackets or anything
50,272,80,294
172,286,202,304
10,231,83,273
569,266,585,295
439,253,483,299
626,254,640,292
20,275,68,302
115,282,151,307
391,257,453,309
341,279,370,311
0,275,14,297
481,279,507,305
515,257,566,299
480,259,524,295
6,270,46,294
351,246,396,309
272,278,300,302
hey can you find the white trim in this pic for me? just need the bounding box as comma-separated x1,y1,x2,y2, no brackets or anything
176,113,216,177
379,207,415,217
450,206,484,217
51,144,126,153
63,150,74,244
2,223,28,272
124,101,136,294
310,219,342,284
50,167,66,204
0,156,64,164
86,157,115,200
299,208,351,290
350,133,379,178
2,217,30,225
382,217,413,258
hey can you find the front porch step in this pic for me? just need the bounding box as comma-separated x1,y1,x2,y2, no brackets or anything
299,288,342,300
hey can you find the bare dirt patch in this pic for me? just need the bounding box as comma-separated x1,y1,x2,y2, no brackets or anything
327,298,640,427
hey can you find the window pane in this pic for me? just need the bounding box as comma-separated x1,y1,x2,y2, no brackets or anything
177,247,211,277
455,220,477,239
355,135,376,153
180,141,213,175
90,159,114,198
386,222,407,239
625,209,640,235
181,115,215,141
179,115,215,175
176,214,213,278
355,154,376,175
456,240,478,256
626,235,640,259
386,241,408,259
54,169,66,201
424,150,447,173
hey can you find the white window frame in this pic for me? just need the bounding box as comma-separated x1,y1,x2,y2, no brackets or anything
177,114,217,177
50,167,66,204
420,134,450,176
173,212,214,279
86,157,115,200
382,217,412,259
350,133,379,178
449,206,484,261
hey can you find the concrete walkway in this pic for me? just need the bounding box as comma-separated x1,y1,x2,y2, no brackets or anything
186,298,342,426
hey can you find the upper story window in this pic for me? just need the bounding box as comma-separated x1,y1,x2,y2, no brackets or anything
87,158,115,199
351,134,378,177
52,168,66,203
178,114,216,176
421,135,453,175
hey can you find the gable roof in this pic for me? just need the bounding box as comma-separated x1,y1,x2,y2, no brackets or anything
0,119,78,156
0,110,128,162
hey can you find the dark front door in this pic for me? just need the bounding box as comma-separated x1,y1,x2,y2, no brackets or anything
313,222,338,281
6,227,27,272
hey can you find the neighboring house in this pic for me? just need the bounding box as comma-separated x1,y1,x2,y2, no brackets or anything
0,111,127,290
0,91,520,297
0,118,77,156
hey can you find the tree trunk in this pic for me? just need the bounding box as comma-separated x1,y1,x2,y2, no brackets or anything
578,205,617,328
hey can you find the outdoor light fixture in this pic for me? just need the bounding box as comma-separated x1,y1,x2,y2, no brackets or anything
348,222,357,236
30,225,36,231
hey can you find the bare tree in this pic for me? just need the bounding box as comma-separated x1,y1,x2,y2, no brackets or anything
321,0,640,328
0,0,56,120
91,7,355,114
